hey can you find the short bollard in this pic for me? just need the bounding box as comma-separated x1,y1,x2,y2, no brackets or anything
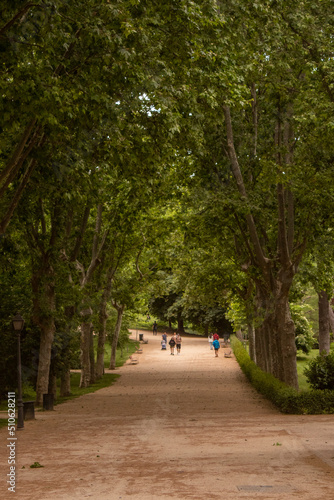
23,401,35,420
43,393,54,411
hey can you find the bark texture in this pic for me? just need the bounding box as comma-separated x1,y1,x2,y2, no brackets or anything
318,290,331,355
109,304,125,370
32,265,56,406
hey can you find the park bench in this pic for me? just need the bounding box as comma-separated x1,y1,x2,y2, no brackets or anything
128,356,139,365
224,350,232,358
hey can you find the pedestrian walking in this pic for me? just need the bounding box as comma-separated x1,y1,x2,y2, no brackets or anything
208,333,213,350
212,338,220,357
175,333,182,354
162,332,168,343
169,334,176,355
213,332,219,341
152,321,158,335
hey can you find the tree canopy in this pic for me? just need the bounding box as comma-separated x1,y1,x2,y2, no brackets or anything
1,0,334,399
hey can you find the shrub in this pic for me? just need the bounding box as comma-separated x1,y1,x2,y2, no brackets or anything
304,350,334,390
231,336,334,414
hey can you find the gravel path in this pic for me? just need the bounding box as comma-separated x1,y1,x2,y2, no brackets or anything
1,330,334,499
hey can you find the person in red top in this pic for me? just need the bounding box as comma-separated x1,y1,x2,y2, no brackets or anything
213,333,219,340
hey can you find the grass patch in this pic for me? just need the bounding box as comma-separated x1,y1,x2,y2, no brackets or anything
0,339,138,412
296,350,319,391
54,372,120,406
102,338,139,368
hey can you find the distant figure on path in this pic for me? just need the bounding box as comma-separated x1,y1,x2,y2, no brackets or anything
153,321,158,335
213,332,219,341
208,334,213,350
162,332,168,343
175,333,182,354
212,338,220,357
169,333,176,355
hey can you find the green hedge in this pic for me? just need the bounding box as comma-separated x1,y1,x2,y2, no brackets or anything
231,337,334,414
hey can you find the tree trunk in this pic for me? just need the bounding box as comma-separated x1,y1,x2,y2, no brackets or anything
329,303,334,334
75,204,107,387
95,266,115,379
177,317,185,333
79,309,93,388
32,266,56,406
89,325,95,384
60,369,71,397
96,316,106,379
236,329,243,341
247,322,256,362
109,304,125,370
318,290,331,355
48,373,57,401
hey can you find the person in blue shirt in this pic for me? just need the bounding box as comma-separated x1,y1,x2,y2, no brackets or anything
212,338,220,357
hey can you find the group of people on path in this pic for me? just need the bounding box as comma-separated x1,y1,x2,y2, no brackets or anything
208,332,221,357
161,331,182,355
151,320,226,359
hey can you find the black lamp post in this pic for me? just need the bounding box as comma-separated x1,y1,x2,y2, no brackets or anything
12,314,24,430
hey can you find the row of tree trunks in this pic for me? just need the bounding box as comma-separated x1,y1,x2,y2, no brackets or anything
223,104,300,389
253,280,298,389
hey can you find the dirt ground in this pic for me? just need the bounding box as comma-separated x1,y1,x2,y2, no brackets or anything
1,330,334,500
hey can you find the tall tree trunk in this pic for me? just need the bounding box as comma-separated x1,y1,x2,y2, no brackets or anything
109,304,125,370
75,204,107,387
236,329,243,341
96,266,115,379
32,267,56,406
60,369,71,397
329,302,334,334
79,309,93,388
177,317,184,333
89,325,95,384
96,305,107,380
247,322,256,362
318,290,331,355
48,373,57,401
59,305,75,397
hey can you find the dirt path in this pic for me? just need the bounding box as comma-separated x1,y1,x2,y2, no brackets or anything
1,331,334,499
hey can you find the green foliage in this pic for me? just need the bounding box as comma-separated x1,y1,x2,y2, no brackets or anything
290,303,315,354
304,351,334,390
232,337,334,414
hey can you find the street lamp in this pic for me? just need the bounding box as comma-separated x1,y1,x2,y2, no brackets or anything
12,314,24,430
